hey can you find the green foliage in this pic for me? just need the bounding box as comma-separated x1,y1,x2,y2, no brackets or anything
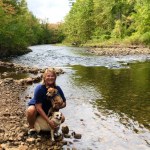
140,32,150,45
0,0,39,56
111,20,122,38
130,0,150,45
92,0,114,39
64,0,150,46
0,0,65,57
63,0,95,44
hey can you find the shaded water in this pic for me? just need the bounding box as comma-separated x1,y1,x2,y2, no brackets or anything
5,45,150,149
71,63,150,130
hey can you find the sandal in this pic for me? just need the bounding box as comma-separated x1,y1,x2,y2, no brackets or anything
28,128,37,135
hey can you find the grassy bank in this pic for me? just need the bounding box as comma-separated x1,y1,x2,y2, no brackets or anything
83,38,150,48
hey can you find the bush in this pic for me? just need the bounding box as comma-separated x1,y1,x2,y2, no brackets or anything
140,32,150,45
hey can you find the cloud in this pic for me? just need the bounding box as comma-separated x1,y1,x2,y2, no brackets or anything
26,0,70,23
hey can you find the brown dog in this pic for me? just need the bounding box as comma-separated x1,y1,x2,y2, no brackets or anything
34,111,62,141
46,87,63,113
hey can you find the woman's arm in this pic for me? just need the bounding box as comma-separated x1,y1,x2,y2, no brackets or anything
35,103,56,129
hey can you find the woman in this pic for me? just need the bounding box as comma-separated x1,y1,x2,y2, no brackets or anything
26,68,66,134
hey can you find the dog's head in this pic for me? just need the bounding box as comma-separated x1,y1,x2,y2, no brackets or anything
52,111,62,121
46,87,57,97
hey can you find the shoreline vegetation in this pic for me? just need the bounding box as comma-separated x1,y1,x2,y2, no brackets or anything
0,48,32,59
1,0,150,58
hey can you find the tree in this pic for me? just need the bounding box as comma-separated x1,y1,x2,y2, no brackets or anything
64,0,95,44
0,0,43,57
130,0,150,45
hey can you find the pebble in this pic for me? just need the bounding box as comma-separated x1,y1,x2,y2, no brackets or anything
87,46,150,56
18,145,28,150
26,137,35,144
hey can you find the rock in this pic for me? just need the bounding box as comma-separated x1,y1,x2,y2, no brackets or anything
71,132,82,139
36,138,41,142
32,76,42,83
61,140,67,145
17,132,24,139
64,134,71,138
0,80,3,85
25,95,32,99
0,143,7,150
28,68,39,74
25,78,33,84
0,129,5,133
15,79,25,85
61,126,69,134
26,137,35,144
3,78,14,83
55,68,64,75
2,72,9,77
40,69,45,73
18,145,28,150
3,113,10,117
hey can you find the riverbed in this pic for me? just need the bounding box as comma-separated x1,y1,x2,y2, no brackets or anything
3,45,150,149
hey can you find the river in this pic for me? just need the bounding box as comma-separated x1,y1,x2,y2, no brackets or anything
9,45,150,149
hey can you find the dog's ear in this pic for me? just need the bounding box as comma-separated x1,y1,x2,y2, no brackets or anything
60,112,62,116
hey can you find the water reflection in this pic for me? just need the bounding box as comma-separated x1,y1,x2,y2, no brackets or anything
0,66,29,79
71,61,150,130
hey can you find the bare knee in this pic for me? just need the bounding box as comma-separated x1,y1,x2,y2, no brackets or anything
26,105,37,118
26,105,37,128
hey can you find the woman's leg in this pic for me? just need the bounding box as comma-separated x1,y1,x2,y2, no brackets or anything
26,105,37,129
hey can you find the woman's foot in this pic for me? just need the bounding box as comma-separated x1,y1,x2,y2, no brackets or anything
28,128,37,135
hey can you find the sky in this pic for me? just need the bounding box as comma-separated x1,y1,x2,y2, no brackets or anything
26,0,71,23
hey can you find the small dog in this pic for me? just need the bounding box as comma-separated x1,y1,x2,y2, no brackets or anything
34,111,62,141
46,87,63,110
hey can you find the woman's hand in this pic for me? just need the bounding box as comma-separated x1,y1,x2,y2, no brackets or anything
35,103,57,128
48,120,57,129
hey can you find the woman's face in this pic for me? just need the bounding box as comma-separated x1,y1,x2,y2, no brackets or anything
45,71,56,86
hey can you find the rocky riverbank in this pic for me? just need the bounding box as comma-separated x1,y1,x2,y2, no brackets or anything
0,61,76,150
0,79,68,150
87,45,150,56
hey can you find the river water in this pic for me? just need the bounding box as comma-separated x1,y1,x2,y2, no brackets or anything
9,45,150,149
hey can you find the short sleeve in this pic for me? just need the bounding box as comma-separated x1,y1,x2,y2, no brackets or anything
34,85,44,104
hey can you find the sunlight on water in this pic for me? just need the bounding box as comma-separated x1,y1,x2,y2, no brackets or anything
10,45,150,68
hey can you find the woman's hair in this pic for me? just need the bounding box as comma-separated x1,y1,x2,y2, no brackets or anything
41,68,57,86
